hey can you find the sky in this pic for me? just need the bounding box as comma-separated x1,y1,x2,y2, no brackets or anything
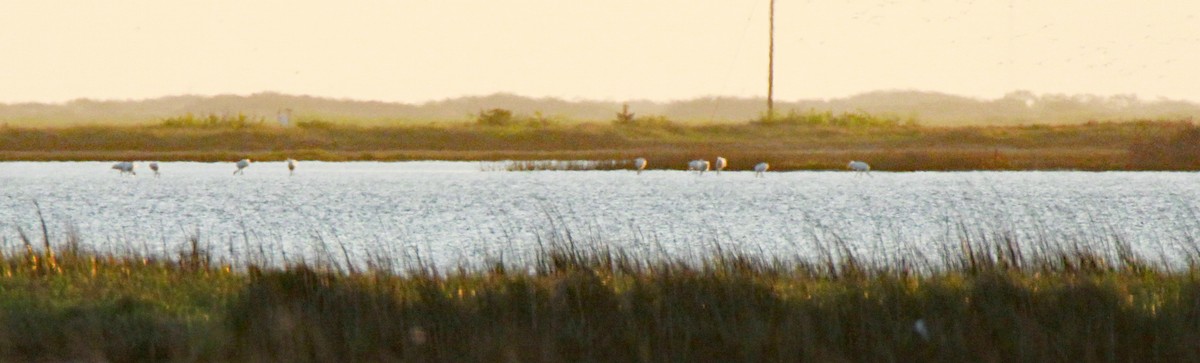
1,1,1198,104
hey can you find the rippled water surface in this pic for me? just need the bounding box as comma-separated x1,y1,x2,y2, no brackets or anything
2,161,1199,267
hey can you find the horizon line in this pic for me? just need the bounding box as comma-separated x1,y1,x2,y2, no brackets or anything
2,89,1195,107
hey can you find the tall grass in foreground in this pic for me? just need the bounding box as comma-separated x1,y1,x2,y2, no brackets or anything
2,226,1200,361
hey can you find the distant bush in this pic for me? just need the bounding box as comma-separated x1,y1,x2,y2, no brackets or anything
755,110,914,128
159,113,264,129
296,119,337,129
612,116,678,132
474,108,562,128
525,111,561,128
612,103,683,130
475,108,515,127
613,104,636,125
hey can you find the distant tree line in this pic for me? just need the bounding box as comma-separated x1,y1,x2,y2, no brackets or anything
3,91,1199,127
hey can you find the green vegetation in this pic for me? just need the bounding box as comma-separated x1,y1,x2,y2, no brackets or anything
159,113,266,129
4,224,1200,361
756,109,917,127
1,108,1197,170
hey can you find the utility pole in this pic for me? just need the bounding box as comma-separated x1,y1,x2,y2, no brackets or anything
767,0,775,121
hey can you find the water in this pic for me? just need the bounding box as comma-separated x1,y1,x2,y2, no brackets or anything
1,161,1198,268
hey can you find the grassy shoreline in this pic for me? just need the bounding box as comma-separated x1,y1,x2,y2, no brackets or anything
0,147,1130,171
3,229,1200,361
2,116,1197,170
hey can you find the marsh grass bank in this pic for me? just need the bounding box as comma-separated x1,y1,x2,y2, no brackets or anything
2,114,1198,170
3,228,1200,362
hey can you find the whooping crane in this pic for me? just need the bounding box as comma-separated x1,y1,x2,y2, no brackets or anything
111,161,136,176
633,157,647,175
848,160,871,176
286,158,297,176
754,162,769,177
688,159,710,175
149,162,160,178
234,159,252,175
714,156,728,175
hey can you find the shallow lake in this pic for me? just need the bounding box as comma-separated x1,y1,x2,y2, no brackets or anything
2,161,1198,268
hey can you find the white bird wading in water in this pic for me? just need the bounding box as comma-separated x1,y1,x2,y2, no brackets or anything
112,161,136,176
234,159,252,175
688,159,710,175
848,160,871,176
633,157,647,175
754,162,769,177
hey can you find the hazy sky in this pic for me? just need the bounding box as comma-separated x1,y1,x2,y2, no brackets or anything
1,1,1198,103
